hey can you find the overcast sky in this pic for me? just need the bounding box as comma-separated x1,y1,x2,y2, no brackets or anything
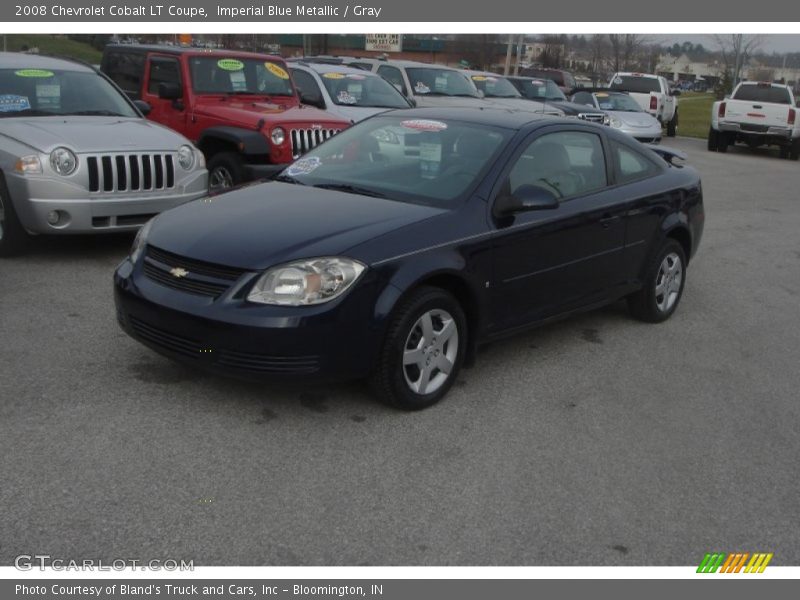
650,34,800,53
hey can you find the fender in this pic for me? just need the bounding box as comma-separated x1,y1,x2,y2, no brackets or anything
197,126,270,157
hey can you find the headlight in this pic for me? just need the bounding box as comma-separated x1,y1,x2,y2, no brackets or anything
609,115,622,128
49,147,78,176
247,257,365,306
14,155,43,174
130,219,154,263
271,127,286,145
178,145,195,170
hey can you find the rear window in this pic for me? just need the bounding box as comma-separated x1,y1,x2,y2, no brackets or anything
610,76,661,94
732,84,791,104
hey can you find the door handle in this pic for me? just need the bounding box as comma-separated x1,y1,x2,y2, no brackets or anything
599,214,620,228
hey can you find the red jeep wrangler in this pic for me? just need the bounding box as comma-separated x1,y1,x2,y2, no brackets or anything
101,45,349,190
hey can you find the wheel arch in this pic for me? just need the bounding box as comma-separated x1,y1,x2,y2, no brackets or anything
197,126,270,159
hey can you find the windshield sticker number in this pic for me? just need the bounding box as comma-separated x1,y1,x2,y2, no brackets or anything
401,119,447,132
420,142,442,179
337,90,357,105
0,94,31,112
414,81,430,94
323,72,346,80
434,76,448,91
613,76,624,85
217,59,244,71
265,62,290,80
229,70,247,91
14,69,54,78
286,156,322,177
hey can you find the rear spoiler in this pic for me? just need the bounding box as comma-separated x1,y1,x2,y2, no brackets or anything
645,145,687,165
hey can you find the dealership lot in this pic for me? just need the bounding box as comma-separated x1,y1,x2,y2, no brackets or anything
1,137,799,566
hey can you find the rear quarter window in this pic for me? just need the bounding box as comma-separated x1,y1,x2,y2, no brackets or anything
732,85,791,104
612,141,661,184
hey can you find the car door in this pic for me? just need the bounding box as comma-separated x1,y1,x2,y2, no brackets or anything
141,54,186,133
489,127,628,332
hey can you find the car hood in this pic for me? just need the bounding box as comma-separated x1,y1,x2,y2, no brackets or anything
546,100,604,116
612,111,660,129
0,116,189,153
192,98,348,128
147,181,446,271
412,95,487,108
327,104,396,123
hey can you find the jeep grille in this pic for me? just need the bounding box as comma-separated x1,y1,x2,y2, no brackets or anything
290,128,340,159
87,153,175,193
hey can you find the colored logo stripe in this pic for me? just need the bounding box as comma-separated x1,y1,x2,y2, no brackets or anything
697,552,773,573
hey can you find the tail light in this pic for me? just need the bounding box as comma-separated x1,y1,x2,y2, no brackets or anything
649,95,658,111
789,108,796,126
718,102,726,118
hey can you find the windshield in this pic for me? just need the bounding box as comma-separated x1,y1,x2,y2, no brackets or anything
470,74,521,98
732,84,791,104
318,71,409,108
278,116,510,206
609,76,661,94
594,93,642,112
0,68,138,118
405,68,479,97
516,78,566,101
189,56,295,96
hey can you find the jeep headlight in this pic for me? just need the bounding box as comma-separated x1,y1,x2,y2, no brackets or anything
49,147,78,176
608,115,622,128
130,218,154,263
271,127,286,146
603,114,613,126
247,257,365,306
178,145,195,170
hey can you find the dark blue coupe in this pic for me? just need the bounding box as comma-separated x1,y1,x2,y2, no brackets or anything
114,108,704,409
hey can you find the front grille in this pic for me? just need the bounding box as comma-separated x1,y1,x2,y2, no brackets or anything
87,153,175,193
290,128,340,159
217,349,321,374
143,245,248,298
578,112,606,124
128,315,203,359
126,315,321,374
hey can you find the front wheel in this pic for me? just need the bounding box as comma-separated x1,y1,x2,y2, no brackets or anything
628,239,687,323
0,175,30,257
207,152,246,192
370,286,467,410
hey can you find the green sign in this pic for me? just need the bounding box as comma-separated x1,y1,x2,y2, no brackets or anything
217,59,244,72
15,69,55,78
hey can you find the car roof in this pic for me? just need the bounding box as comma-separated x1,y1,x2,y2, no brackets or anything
375,106,574,129
506,75,557,82
577,88,628,95
104,44,285,62
0,51,95,73
614,72,659,79
464,69,508,78
290,62,382,78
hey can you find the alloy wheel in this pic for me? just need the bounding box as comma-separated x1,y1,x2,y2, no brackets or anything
655,252,683,313
402,308,459,395
209,166,234,191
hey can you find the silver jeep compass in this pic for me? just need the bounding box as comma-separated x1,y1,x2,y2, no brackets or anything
0,52,208,256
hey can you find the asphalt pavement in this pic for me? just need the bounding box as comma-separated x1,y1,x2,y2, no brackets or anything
1,137,798,566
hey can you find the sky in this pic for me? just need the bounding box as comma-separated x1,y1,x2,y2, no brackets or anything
650,34,800,53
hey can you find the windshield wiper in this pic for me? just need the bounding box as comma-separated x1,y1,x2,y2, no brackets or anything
312,183,388,198
66,110,126,116
0,108,58,117
274,173,306,185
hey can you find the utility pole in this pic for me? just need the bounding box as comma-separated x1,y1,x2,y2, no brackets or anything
503,34,513,76
514,35,524,76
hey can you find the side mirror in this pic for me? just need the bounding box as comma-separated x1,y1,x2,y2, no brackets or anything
297,87,325,109
494,184,559,217
133,100,152,116
158,82,183,100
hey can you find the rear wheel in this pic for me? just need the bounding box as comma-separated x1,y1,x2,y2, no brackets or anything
717,132,729,153
0,175,30,257
707,127,718,151
370,286,467,410
628,239,687,323
208,152,246,192
790,140,800,161
666,111,678,137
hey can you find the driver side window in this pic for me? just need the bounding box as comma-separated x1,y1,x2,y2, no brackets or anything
507,131,608,201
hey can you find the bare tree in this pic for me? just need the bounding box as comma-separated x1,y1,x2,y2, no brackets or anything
607,34,646,72
713,34,763,91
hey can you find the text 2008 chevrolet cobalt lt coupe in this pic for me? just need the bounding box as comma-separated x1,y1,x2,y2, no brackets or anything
115,108,704,410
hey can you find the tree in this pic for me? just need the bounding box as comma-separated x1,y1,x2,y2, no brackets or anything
713,34,763,92
607,34,646,72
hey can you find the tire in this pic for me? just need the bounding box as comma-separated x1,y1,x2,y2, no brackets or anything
0,174,30,257
790,141,800,161
666,112,678,137
207,152,246,192
707,127,718,151
717,133,729,153
779,145,789,159
370,286,467,410
628,239,687,323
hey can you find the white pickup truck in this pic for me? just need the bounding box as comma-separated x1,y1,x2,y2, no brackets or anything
708,81,800,160
608,72,679,136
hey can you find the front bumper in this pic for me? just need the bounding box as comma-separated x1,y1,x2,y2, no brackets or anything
7,169,208,234
113,258,382,383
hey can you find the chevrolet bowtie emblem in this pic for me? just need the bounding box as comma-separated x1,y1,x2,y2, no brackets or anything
170,267,189,278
